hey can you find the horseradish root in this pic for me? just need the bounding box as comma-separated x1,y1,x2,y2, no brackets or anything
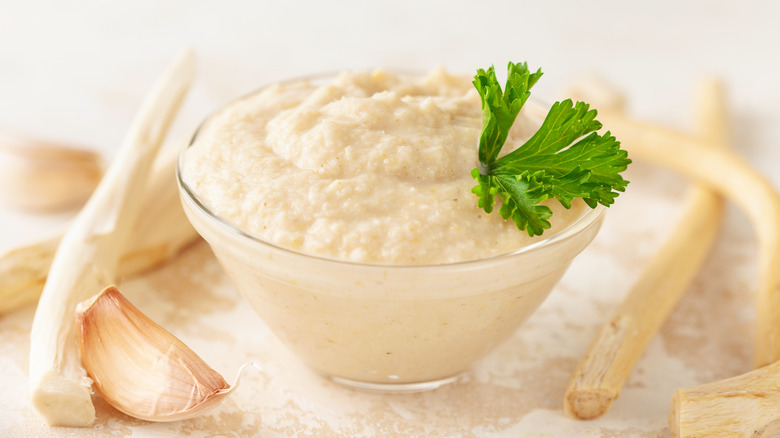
0,236,60,315
597,100,780,369
28,50,195,427
668,81,780,431
670,360,780,438
564,79,727,419
0,132,103,211
77,286,230,422
566,188,723,420
0,148,199,316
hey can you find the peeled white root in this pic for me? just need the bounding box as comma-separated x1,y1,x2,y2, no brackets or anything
564,79,727,420
0,236,60,315
568,76,780,432
0,148,199,316
0,133,103,211
28,50,195,427
600,112,780,368
565,187,723,420
670,360,780,438
585,85,780,435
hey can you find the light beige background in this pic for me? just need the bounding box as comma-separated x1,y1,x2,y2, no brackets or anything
1,1,779,436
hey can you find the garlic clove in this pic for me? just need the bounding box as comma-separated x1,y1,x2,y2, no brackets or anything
75,285,231,422
0,130,103,211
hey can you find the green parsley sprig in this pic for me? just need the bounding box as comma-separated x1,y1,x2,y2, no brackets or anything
471,62,631,236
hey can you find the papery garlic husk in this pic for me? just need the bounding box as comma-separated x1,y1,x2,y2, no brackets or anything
0,131,103,211
76,285,231,422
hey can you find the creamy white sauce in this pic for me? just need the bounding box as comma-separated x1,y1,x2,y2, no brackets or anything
182,68,587,264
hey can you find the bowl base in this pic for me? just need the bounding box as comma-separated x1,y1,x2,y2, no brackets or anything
328,374,460,394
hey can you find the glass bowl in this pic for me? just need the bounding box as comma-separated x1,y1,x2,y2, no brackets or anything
176,73,605,392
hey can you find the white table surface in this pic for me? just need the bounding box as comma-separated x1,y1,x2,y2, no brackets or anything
1,1,779,436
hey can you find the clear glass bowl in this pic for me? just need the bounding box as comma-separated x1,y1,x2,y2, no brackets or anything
176,74,605,392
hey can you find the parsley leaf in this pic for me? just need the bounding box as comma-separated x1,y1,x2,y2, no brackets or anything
471,62,631,236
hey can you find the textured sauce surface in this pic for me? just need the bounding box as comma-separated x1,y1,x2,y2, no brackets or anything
182,69,587,264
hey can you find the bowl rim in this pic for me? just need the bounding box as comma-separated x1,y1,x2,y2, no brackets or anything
176,70,607,270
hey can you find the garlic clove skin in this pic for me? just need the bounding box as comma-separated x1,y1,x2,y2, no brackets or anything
0,131,103,211
76,285,231,422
